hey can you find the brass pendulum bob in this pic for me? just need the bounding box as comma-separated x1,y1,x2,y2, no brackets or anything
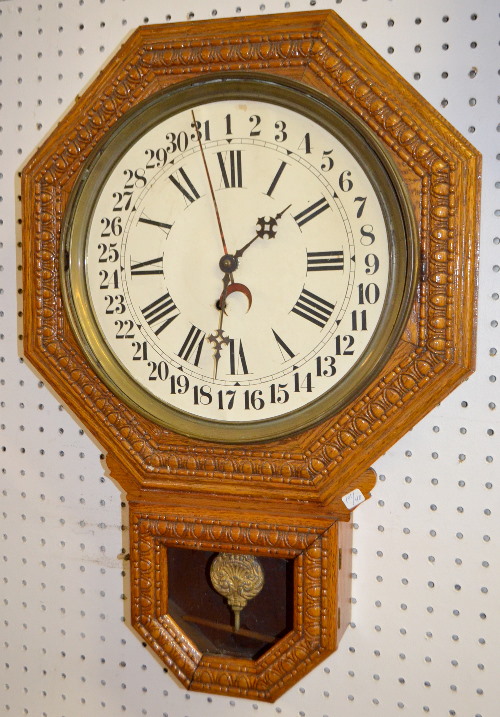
210,553,264,631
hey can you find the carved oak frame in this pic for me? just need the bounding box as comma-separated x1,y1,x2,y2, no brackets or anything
130,502,351,701
23,11,479,508
22,10,480,701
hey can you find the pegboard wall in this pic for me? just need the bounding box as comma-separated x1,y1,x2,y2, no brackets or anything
1,0,498,715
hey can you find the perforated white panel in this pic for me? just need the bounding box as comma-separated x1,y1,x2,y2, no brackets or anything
1,1,497,715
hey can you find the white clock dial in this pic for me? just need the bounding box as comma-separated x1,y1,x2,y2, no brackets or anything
63,77,416,442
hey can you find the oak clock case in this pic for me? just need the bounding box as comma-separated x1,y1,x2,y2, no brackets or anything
61,76,417,444
22,9,480,703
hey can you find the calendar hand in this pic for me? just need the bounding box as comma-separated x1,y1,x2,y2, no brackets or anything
191,109,229,255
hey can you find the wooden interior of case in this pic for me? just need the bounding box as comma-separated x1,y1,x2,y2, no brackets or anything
167,547,294,659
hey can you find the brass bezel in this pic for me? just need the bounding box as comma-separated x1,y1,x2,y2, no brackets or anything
61,73,418,444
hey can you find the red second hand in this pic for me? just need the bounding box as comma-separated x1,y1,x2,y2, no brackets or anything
191,109,229,255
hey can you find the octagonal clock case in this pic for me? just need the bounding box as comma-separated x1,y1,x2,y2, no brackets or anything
22,10,480,702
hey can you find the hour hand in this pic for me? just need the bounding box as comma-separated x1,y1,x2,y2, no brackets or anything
207,274,231,379
207,328,230,379
234,205,291,260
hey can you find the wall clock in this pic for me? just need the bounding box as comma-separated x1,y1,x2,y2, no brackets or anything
22,10,480,702
61,73,416,443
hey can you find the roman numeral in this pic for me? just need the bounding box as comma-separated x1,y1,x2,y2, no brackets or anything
177,325,205,366
130,257,164,276
306,250,344,272
217,150,243,188
293,197,330,228
291,288,335,328
272,329,295,361
169,166,200,204
141,292,179,336
138,215,172,233
229,339,249,374
266,161,287,197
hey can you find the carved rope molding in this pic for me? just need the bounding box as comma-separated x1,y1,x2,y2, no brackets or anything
27,22,471,490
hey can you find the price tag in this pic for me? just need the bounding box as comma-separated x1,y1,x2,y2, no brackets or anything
342,488,366,510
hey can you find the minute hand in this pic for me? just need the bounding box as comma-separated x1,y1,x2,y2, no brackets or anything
234,205,291,260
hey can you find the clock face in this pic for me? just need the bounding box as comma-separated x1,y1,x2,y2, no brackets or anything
62,76,417,442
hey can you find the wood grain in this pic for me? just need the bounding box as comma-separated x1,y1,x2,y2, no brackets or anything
129,500,347,701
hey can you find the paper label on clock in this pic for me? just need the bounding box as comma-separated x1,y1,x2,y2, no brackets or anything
342,489,366,510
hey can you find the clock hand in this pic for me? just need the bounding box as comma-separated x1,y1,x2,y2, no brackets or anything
207,273,231,380
224,282,253,312
234,204,291,261
207,272,253,379
191,109,229,256
206,205,290,379
217,245,255,314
